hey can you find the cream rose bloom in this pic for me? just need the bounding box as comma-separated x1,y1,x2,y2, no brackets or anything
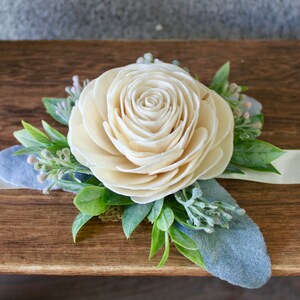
68,63,234,203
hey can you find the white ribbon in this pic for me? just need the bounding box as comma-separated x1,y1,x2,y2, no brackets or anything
1,150,300,190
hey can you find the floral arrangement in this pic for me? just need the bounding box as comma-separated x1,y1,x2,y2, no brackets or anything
1,53,299,288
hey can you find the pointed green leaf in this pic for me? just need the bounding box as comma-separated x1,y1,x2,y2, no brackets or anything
148,199,164,223
232,139,285,168
169,226,198,250
156,207,174,232
209,62,230,93
42,120,68,145
158,231,170,268
73,186,108,216
57,180,94,194
247,163,281,174
21,120,51,145
174,243,205,268
122,203,153,239
72,211,93,242
13,146,44,156
103,189,134,206
149,222,165,259
224,163,245,175
46,144,67,153
13,129,42,147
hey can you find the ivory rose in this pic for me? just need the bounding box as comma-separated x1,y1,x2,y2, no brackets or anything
68,63,234,203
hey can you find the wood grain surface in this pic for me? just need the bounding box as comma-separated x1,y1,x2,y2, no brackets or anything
0,41,299,276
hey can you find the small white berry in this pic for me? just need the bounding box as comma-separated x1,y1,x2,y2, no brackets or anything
243,112,250,119
27,155,37,164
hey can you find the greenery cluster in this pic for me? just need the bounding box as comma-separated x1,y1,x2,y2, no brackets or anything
13,57,284,269
209,62,284,175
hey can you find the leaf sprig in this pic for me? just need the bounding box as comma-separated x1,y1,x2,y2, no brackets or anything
209,62,284,174
13,120,92,193
43,75,89,125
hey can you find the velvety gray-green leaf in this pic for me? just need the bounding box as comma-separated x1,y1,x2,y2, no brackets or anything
122,203,153,239
169,226,198,250
156,207,174,232
149,222,165,259
73,186,107,216
72,211,93,242
178,179,271,288
148,199,164,223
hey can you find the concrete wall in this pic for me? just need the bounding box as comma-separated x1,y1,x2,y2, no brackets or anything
0,0,299,40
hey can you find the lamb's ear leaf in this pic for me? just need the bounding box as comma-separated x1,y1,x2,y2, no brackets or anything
177,179,271,289
0,145,49,190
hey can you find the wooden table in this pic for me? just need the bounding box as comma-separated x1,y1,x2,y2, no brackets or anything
0,41,299,276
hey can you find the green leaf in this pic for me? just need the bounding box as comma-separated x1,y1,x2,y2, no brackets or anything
223,163,245,175
166,201,210,231
13,146,44,156
250,114,264,127
42,120,68,145
169,226,198,250
231,139,285,168
46,144,68,153
73,186,108,216
84,176,102,186
103,189,134,206
247,163,281,175
13,129,42,147
42,97,69,126
156,207,174,232
174,243,205,268
158,231,170,268
57,180,94,193
209,62,230,94
122,203,153,239
72,211,93,242
240,85,249,92
21,121,51,145
149,222,165,259
148,199,164,223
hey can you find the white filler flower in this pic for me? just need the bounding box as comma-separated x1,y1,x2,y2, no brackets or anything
68,63,234,203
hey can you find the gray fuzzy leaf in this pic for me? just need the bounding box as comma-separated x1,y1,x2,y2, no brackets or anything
178,179,271,289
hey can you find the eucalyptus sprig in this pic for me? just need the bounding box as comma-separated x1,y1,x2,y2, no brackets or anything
13,120,92,193
172,182,245,233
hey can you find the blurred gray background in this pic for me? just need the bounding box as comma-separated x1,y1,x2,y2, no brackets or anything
0,0,299,40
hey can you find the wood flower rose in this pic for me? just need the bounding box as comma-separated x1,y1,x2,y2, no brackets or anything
68,63,234,203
